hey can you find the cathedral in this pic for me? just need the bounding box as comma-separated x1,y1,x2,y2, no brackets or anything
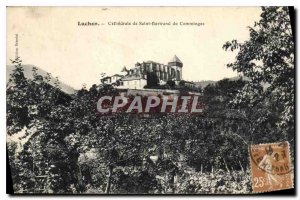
101,55,194,90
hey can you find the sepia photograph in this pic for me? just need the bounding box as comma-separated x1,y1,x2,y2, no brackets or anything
6,6,295,195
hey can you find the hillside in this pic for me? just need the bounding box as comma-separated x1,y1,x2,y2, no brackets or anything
194,76,246,88
6,65,76,94
193,80,217,88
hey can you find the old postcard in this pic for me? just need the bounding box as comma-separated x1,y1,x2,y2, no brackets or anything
6,7,295,194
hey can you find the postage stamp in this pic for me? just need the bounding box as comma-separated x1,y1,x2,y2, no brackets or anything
249,141,293,193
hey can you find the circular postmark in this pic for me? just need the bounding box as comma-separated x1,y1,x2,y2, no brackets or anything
249,141,292,176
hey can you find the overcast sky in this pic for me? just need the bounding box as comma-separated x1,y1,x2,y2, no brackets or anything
7,7,262,89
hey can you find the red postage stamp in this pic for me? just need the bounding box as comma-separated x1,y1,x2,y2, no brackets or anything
249,141,293,193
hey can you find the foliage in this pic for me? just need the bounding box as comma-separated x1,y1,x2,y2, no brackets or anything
166,80,175,88
223,7,294,141
7,7,294,194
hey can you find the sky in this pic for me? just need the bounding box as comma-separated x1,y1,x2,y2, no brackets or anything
7,7,262,89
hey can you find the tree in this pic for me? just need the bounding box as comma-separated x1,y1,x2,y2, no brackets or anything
166,80,175,88
7,57,82,193
6,57,31,135
7,60,268,194
223,7,294,141
179,80,185,87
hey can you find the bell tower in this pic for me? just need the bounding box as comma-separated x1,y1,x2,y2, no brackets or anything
168,55,183,80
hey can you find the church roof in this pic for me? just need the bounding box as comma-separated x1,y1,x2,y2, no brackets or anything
169,55,182,63
121,66,128,72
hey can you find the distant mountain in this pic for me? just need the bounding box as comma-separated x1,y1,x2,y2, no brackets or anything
193,80,217,88
6,65,76,94
193,76,249,89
